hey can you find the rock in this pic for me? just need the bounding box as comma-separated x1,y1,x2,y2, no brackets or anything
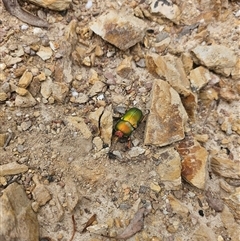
189,66,211,91
150,0,181,24
224,188,240,219
0,183,39,241
51,82,69,103
16,87,28,96
0,162,28,176
127,146,146,158
89,107,104,134
67,116,92,139
100,105,113,146
18,70,33,88
191,45,237,76
28,77,41,97
70,93,89,104
90,10,148,51
88,81,106,97
93,136,103,151
192,224,217,241
150,182,161,193
87,224,109,236
15,91,37,107
29,0,71,11
181,53,193,75
221,205,240,241
145,53,191,96
32,174,52,207
40,77,53,99
210,156,240,179
37,46,53,61
156,148,182,190
231,58,240,80
0,92,8,101
168,194,189,218
144,79,188,146
0,133,7,147
3,55,22,67
21,120,32,131
89,69,99,84
116,56,133,78
176,135,208,190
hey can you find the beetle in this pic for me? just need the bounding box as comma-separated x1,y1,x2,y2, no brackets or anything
114,107,143,138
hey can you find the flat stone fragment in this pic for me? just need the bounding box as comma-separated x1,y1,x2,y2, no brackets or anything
29,0,71,11
150,0,181,24
116,56,133,78
175,135,208,190
51,82,69,103
15,91,37,107
0,162,28,176
90,10,148,51
0,183,39,241
0,133,7,147
156,148,182,190
189,66,211,91
144,79,188,146
210,156,240,179
18,70,33,88
37,46,53,61
0,92,8,101
168,194,189,218
67,116,92,139
191,45,237,76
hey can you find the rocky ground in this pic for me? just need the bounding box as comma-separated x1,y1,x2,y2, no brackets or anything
0,0,240,241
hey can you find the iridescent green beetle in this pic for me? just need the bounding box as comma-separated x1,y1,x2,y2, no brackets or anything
114,107,143,138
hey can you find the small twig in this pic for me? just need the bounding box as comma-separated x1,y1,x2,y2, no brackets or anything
69,215,76,241
3,132,13,151
81,214,97,233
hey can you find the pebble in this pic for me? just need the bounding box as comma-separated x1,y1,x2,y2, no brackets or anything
21,120,32,131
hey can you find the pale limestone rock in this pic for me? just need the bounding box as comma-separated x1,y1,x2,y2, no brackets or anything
40,77,53,99
168,194,189,218
127,146,146,158
51,82,69,103
100,105,113,146
191,45,237,76
89,107,105,134
67,116,92,139
3,55,22,67
211,156,240,179
90,10,148,51
0,92,7,101
32,174,52,207
0,183,39,241
88,81,106,97
18,70,33,88
15,91,37,107
116,56,133,78
144,79,188,146
145,53,191,96
37,46,53,61
176,136,208,190
189,66,211,91
93,136,103,151
221,205,240,241
150,0,181,24
16,87,28,96
192,224,217,241
0,162,28,176
156,148,182,190
181,52,193,75
89,69,99,84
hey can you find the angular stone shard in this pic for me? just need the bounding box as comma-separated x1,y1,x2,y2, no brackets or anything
100,105,113,146
90,10,148,51
156,148,182,190
144,79,188,146
191,45,237,76
150,0,181,24
0,162,28,176
175,135,208,190
211,156,240,179
189,66,211,91
0,183,39,241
